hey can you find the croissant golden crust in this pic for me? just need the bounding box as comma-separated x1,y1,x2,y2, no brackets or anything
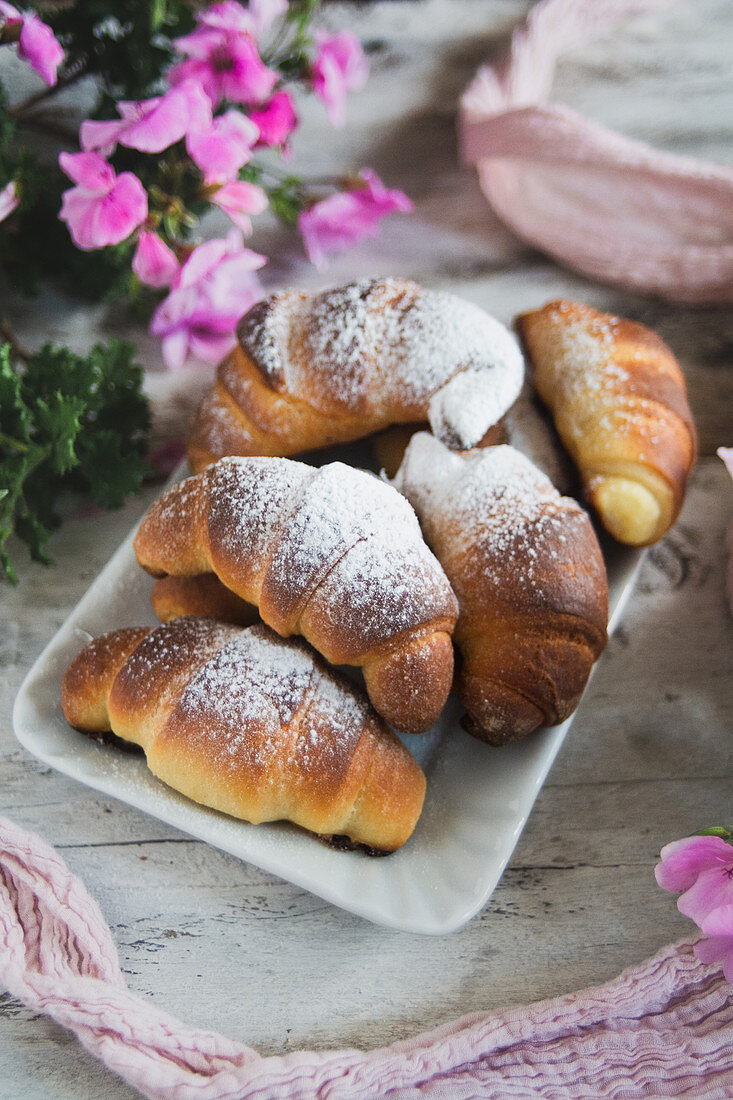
186,278,525,471
393,434,608,744
61,619,426,853
516,299,696,546
134,455,459,734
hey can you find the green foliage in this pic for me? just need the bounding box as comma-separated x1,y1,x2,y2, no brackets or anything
0,339,151,583
266,175,306,226
43,0,197,101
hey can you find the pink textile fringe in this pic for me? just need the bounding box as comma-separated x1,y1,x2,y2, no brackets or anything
1,814,733,1099
459,0,733,303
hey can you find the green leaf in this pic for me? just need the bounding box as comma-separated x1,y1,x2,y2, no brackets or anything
33,393,85,477
0,338,150,583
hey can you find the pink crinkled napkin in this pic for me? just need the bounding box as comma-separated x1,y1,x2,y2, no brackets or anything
460,0,733,303
1,813,733,1099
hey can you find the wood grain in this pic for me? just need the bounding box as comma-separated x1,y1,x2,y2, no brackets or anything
1,1,732,1096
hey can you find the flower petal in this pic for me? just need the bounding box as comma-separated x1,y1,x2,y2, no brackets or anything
0,180,19,222
17,13,64,86
58,151,115,191
132,232,180,288
655,836,733,894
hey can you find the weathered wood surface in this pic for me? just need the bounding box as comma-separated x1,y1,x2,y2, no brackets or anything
1,1,732,1096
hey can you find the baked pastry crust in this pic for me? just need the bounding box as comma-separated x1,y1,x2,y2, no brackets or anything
61,618,427,853
186,278,524,471
134,456,459,734
394,434,609,744
516,300,696,546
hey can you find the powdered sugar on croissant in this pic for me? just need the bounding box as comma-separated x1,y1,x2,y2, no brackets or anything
393,434,608,745
186,278,524,470
134,456,459,734
61,618,426,853
516,300,696,546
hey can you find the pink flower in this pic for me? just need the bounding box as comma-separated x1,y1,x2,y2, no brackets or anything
656,835,733,925
249,90,297,148
80,82,212,156
211,180,267,233
247,0,288,37
0,2,64,86
196,0,286,39
186,109,259,184
170,13,277,107
0,179,19,222
311,30,368,128
656,833,733,979
150,230,266,369
58,152,148,251
298,169,413,269
132,231,180,288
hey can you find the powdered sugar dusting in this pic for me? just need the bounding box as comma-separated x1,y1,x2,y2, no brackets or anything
203,455,456,648
395,436,585,596
172,623,370,785
179,625,315,735
237,278,524,446
311,523,458,657
534,305,639,440
208,456,310,592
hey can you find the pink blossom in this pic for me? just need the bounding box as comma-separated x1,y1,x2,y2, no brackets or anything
58,152,148,251
0,2,64,86
186,110,259,184
196,0,286,39
211,180,267,233
656,833,733,980
249,90,297,148
0,179,19,222
247,0,288,37
311,30,368,128
132,231,180,288
150,230,266,369
170,17,277,107
656,835,733,925
80,82,212,157
696,907,733,983
298,169,413,269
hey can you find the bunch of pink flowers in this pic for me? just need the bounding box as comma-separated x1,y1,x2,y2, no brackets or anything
2,1,412,369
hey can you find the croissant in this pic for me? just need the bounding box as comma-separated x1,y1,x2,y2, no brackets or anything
134,456,459,734
393,434,609,745
516,300,696,546
151,573,259,627
186,277,525,472
61,618,426,853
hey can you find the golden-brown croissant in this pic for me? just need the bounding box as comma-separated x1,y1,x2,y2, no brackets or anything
134,456,459,734
61,618,426,853
151,573,259,627
516,300,696,546
186,277,525,472
393,434,609,745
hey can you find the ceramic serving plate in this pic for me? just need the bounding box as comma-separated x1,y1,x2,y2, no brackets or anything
13,464,643,935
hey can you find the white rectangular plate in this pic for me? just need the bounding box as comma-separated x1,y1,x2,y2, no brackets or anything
13,474,642,935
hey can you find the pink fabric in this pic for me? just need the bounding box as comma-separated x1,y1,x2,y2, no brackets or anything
1,814,733,1099
459,0,733,303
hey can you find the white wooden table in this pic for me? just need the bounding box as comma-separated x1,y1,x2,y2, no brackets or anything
2,2,732,1095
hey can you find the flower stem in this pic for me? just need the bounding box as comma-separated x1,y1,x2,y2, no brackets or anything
9,64,87,119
